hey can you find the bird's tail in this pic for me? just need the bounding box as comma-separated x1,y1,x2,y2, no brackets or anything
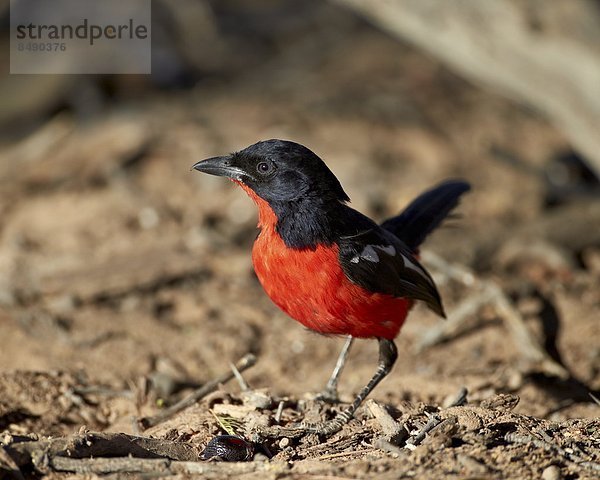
380,180,471,250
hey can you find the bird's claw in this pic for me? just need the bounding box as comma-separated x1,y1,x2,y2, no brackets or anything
290,410,353,436
289,420,339,436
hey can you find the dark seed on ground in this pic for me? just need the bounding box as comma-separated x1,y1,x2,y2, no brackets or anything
201,435,255,462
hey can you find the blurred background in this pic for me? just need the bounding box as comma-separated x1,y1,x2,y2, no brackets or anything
0,0,599,437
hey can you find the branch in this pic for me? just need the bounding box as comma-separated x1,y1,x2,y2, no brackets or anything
420,252,570,379
139,353,257,429
4,432,200,471
49,456,275,476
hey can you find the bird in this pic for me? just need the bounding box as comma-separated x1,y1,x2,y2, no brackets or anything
193,139,470,435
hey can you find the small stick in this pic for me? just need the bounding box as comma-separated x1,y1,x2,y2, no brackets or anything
230,361,250,391
274,401,285,424
49,456,276,476
405,414,442,448
406,386,467,448
139,353,257,429
448,387,468,407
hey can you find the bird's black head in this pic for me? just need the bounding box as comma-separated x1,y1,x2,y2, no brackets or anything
193,139,350,204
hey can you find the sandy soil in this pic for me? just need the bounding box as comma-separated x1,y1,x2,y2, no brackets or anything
0,19,599,479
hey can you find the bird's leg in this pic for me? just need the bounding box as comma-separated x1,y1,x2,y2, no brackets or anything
315,336,354,403
303,337,398,436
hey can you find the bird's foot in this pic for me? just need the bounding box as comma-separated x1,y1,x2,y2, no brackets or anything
293,410,353,436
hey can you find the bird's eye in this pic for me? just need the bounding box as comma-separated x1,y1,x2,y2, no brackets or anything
256,161,274,175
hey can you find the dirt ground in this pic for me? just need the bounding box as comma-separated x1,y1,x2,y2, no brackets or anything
1,13,599,480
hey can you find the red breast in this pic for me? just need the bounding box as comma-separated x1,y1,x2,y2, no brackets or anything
235,181,411,339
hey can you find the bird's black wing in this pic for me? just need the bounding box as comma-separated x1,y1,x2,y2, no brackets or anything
380,180,470,250
337,218,445,317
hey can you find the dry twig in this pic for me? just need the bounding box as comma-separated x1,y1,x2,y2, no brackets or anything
49,456,278,476
4,432,200,468
405,386,467,449
420,252,569,379
139,353,257,429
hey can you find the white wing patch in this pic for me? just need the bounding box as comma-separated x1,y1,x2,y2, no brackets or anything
361,245,380,262
349,242,429,282
350,244,397,264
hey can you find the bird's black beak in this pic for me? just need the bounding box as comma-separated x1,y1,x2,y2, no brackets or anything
192,155,246,180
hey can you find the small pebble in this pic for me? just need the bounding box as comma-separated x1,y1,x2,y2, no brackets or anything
241,390,273,409
541,465,561,480
278,437,290,449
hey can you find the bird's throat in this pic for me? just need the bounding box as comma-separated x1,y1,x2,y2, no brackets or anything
232,179,338,249
233,180,278,229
